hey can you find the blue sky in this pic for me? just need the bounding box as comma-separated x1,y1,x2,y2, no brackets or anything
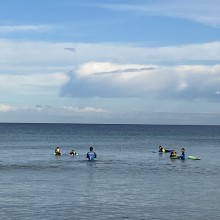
0,0,220,124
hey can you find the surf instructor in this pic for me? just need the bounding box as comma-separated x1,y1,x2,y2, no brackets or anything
87,147,97,161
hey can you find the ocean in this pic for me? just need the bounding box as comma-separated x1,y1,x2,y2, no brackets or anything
0,123,220,220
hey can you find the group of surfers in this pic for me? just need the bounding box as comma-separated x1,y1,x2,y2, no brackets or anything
55,145,185,160
54,146,97,161
159,145,185,160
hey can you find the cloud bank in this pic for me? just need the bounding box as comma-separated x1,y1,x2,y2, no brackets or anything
61,62,220,100
1,39,220,122
1,39,220,73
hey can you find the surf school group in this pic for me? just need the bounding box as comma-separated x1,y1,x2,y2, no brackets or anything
158,145,201,160
54,146,97,161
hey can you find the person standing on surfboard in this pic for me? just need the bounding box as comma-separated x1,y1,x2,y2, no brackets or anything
87,147,97,161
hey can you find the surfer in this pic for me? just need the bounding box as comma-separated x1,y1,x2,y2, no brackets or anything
86,147,97,161
69,149,77,156
170,150,177,158
159,145,172,153
159,146,165,153
180,148,185,160
54,147,62,156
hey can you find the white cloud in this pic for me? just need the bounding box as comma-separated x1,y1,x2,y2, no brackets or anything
0,72,69,89
1,39,220,72
0,104,12,112
1,39,220,104
0,103,105,115
62,106,106,113
1,39,220,76
75,62,159,77
61,62,220,100
0,25,54,33
100,0,220,27
0,39,77,70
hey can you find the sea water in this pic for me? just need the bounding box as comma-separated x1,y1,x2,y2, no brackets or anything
0,123,220,220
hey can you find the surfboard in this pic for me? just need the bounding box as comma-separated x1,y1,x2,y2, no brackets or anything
170,156,180,159
69,153,78,156
188,155,201,160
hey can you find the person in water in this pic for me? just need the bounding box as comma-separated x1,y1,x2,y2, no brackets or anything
180,147,185,160
170,150,177,158
54,147,62,155
159,146,166,153
69,149,77,156
86,147,97,161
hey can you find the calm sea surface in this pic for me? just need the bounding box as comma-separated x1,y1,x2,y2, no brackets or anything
0,123,220,220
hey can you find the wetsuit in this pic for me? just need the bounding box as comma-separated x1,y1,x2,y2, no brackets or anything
69,151,76,156
180,151,185,160
87,151,97,161
159,147,165,153
55,148,61,155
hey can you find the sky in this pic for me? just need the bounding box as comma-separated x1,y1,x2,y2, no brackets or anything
0,0,220,125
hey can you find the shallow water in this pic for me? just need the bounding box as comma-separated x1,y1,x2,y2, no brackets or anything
0,123,220,219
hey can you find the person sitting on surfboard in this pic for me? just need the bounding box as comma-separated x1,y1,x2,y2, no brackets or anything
170,150,177,158
54,147,62,156
69,149,77,156
86,147,97,161
180,148,185,160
